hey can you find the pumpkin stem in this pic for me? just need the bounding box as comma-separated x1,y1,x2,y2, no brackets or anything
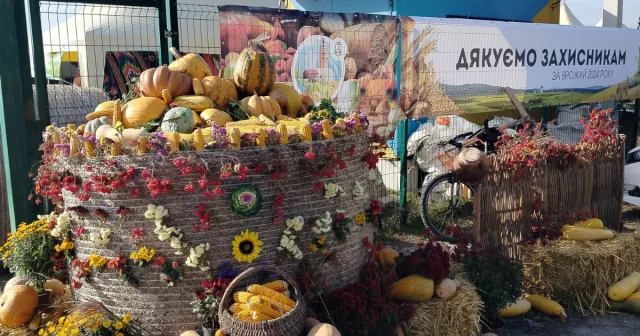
248,38,268,53
169,47,183,60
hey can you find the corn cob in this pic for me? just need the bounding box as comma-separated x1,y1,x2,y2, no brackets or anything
300,124,313,142
137,137,147,154
84,137,96,158
225,117,265,128
229,303,248,314
277,115,293,121
233,291,254,303
321,120,333,139
161,89,173,104
229,127,241,150
352,114,363,133
251,311,272,322
192,78,204,96
247,284,296,309
112,100,122,126
281,290,290,298
335,118,346,128
168,132,181,152
77,124,85,135
249,295,293,314
277,124,288,145
111,142,122,156
193,129,205,150
233,309,253,321
256,129,266,148
263,280,288,292
69,134,80,157
248,302,282,319
67,124,77,131
173,95,213,111
278,120,303,128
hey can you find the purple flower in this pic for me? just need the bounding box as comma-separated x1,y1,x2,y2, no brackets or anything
311,122,323,138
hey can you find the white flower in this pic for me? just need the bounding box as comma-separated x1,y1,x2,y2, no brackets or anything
158,232,171,241
280,235,295,250
89,232,100,240
353,181,368,200
175,251,183,255
199,265,210,272
51,228,62,238
368,169,377,181
154,205,168,220
324,183,344,199
144,204,156,219
170,236,183,249
313,212,332,234
286,216,304,232
50,211,71,238
100,228,111,239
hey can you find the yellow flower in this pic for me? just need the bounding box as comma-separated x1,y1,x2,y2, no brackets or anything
354,211,366,226
318,236,326,245
129,251,138,260
307,243,319,252
55,239,75,252
122,313,133,323
102,320,112,328
115,321,124,330
38,329,45,335
115,332,124,336
232,230,263,263
89,254,107,268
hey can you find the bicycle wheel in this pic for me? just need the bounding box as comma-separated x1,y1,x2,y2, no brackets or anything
420,173,475,243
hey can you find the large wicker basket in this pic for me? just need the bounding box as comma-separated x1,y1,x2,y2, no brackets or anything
218,265,306,336
57,134,374,335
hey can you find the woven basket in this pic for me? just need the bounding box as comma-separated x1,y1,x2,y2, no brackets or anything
55,134,374,335
218,266,306,336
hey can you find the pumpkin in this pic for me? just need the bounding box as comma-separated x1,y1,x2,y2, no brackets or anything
44,279,65,297
4,277,28,292
389,275,434,303
240,94,281,119
179,331,200,336
161,107,196,133
0,285,38,327
435,279,457,299
272,83,301,117
139,65,192,99
308,323,341,336
201,76,237,109
306,317,321,331
85,116,112,134
376,247,399,268
95,125,148,145
86,101,116,120
168,47,213,80
122,97,168,129
200,108,233,126
233,40,276,96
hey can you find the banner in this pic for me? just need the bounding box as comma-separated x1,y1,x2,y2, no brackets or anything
219,6,399,135
402,17,640,116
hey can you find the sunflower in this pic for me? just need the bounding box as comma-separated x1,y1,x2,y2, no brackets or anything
232,230,263,263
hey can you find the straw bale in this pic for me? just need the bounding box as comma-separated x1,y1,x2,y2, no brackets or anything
523,232,640,315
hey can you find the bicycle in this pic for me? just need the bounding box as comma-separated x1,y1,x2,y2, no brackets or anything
419,117,528,243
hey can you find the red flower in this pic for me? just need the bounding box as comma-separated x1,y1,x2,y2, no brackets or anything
305,150,316,160
130,188,141,197
202,191,214,198
213,187,224,195
130,228,144,240
154,256,166,267
184,183,196,192
198,179,209,189
77,193,90,202
74,226,86,236
220,172,233,179
313,182,323,191
271,172,281,180
336,213,345,221
71,279,82,289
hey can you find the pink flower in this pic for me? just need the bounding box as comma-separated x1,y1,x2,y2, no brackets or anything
154,256,166,267
130,228,144,240
172,261,180,269
305,150,316,160
74,226,86,236
213,187,224,195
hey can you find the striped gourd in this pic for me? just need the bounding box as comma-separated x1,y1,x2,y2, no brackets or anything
233,40,276,96
193,129,205,150
277,124,288,145
300,124,313,142
247,284,296,308
112,100,122,126
321,120,333,139
248,302,282,319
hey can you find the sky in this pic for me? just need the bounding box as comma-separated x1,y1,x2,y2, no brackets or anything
566,0,640,28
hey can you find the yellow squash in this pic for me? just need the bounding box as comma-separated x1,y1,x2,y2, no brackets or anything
527,294,566,321
561,225,614,241
121,97,168,129
200,108,233,127
608,272,640,302
575,218,604,229
609,291,640,314
168,47,213,80
500,299,531,317
172,95,213,112
389,275,434,303
240,93,281,119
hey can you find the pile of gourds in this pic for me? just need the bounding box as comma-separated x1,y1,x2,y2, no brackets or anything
79,40,335,153
607,272,640,314
561,218,615,241
0,277,67,329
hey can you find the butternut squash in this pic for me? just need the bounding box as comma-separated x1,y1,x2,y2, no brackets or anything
608,272,640,302
389,275,434,303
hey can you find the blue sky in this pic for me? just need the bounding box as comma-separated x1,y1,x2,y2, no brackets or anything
566,0,639,28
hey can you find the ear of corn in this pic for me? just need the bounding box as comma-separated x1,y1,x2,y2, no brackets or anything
193,129,205,150
300,124,313,142
229,127,241,149
112,100,122,126
229,303,248,314
168,132,181,152
335,118,346,128
256,129,266,148
321,120,333,139
193,78,205,96
248,302,282,319
233,309,253,321
247,284,296,308
77,124,85,135
259,114,276,126
137,137,147,154
527,294,566,321
251,295,293,314
69,135,80,157
67,124,77,131
233,291,254,303
281,290,290,298
84,139,96,158
162,89,173,104
263,280,288,292
110,142,122,156
277,124,288,145
352,114,363,133
251,311,272,322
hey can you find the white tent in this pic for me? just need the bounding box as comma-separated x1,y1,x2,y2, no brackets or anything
559,2,583,26
40,0,280,88
595,17,629,28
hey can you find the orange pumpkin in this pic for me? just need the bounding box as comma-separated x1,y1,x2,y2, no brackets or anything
4,277,28,292
121,97,168,129
0,285,38,327
376,247,399,268
139,65,192,100
201,76,238,109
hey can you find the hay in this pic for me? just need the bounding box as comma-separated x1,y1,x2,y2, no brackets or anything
404,273,483,336
523,232,640,315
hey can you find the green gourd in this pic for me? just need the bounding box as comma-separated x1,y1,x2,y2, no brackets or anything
161,107,195,133
85,116,112,134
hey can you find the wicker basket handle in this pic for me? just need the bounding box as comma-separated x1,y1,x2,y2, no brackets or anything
219,265,301,315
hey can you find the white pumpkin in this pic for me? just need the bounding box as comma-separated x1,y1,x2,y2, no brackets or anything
435,279,457,299
180,331,200,336
308,323,341,336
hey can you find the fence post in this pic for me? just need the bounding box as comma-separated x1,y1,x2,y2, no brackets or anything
28,0,50,126
396,17,408,226
0,0,39,230
168,0,180,59
158,0,170,64
634,99,640,151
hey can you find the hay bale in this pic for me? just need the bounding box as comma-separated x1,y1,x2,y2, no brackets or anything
404,276,483,336
523,232,640,315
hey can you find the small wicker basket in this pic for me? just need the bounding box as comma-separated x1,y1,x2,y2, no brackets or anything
218,266,306,336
